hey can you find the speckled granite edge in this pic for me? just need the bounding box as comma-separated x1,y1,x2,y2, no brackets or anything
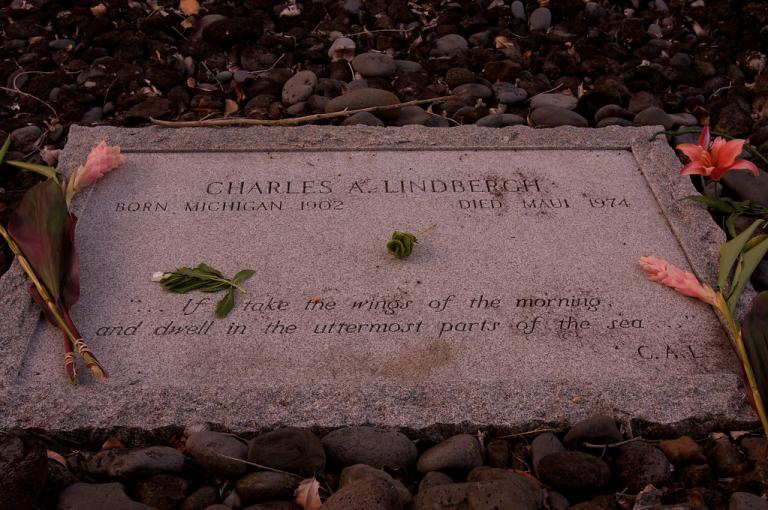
0,125,755,433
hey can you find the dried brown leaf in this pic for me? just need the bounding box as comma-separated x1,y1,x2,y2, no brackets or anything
224,99,239,116
494,36,516,49
196,83,218,93
102,436,125,449
294,478,322,510
180,0,201,16
180,16,196,29
90,3,107,16
692,21,708,37
47,450,68,467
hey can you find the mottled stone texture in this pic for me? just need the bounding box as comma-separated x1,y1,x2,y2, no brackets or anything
0,125,753,432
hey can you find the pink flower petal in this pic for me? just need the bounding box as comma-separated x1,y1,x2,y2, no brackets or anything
729,159,761,176
714,138,745,168
680,161,706,176
710,137,727,162
697,125,710,148
676,143,705,162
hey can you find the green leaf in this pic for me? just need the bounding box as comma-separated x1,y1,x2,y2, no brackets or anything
720,219,765,292
7,179,70,299
232,269,255,285
0,135,10,165
726,213,739,239
6,160,58,181
686,194,736,214
215,289,235,318
743,292,768,418
195,263,223,277
727,237,768,311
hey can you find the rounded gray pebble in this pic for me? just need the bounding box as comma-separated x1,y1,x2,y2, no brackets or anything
529,7,551,31
321,478,405,510
282,70,317,105
431,34,468,58
476,113,525,127
596,117,635,127
730,492,768,510
322,426,417,468
185,431,248,477
342,111,385,127
49,38,75,50
235,471,299,504
10,125,42,152
563,415,623,446
511,0,526,20
57,482,154,510
531,433,565,476
83,446,184,478
530,106,588,128
634,106,674,129
395,60,423,73
352,52,397,78
493,82,527,104
81,106,103,124
530,93,578,111
416,434,483,474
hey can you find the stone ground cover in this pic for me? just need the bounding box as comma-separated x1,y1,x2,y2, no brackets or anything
3,0,768,508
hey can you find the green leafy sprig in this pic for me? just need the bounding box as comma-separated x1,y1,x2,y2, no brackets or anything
155,263,254,318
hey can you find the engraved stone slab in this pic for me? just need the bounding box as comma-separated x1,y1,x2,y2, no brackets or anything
0,125,754,432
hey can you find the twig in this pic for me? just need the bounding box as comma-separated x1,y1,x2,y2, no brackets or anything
102,76,119,108
495,427,561,439
415,223,437,238
214,453,305,479
582,436,644,449
0,86,58,117
527,83,564,101
711,81,733,98
151,94,459,127
345,27,419,37
250,53,286,76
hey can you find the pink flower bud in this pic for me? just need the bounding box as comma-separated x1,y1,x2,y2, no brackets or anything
72,141,125,192
639,256,718,306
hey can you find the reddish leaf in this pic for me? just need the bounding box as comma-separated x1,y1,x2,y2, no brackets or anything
9,180,71,302
61,213,80,308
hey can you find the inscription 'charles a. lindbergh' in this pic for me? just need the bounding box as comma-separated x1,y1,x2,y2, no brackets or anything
204,178,542,195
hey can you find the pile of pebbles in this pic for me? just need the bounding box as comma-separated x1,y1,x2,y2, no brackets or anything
1,0,768,274
5,416,768,509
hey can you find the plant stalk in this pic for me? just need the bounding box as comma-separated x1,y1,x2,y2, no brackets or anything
716,293,768,435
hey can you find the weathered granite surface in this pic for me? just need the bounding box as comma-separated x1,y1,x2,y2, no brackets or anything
0,125,754,432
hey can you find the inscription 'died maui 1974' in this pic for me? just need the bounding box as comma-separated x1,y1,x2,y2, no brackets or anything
76,149,717,370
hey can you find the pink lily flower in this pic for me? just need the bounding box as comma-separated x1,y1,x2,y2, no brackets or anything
676,126,760,181
72,141,125,192
639,255,718,307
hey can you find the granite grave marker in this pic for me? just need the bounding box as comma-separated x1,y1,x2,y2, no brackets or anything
0,125,754,431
